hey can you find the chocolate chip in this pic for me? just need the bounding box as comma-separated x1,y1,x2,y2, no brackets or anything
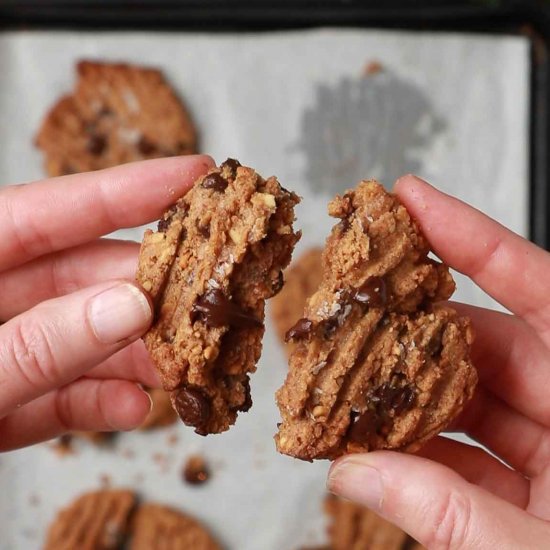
137,136,157,155
271,271,284,296
219,158,241,177
340,217,352,232
197,222,210,239
157,204,178,232
375,382,416,414
86,134,106,156
191,289,262,329
173,387,211,433
201,173,228,192
426,331,443,356
239,378,253,412
322,316,340,339
182,455,210,485
285,318,313,342
353,277,387,308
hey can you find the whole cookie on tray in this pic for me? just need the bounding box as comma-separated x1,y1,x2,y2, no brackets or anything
129,503,221,550
271,247,323,354
276,180,476,460
35,60,197,177
325,495,424,550
137,159,300,434
44,489,136,550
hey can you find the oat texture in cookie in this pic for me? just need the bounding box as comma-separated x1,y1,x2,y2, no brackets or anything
137,159,300,434
35,60,197,176
276,180,476,460
44,489,136,550
271,247,323,355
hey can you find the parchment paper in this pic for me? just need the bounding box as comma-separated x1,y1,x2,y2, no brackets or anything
0,29,529,550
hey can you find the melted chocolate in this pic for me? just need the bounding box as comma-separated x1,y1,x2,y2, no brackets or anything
353,277,387,308
348,410,380,443
201,173,228,192
285,318,313,342
191,289,261,329
347,379,416,443
219,158,241,177
173,387,211,434
157,205,179,232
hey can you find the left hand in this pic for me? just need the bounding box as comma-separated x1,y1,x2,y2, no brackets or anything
0,154,213,451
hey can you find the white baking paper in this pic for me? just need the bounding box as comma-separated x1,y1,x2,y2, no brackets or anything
0,29,529,550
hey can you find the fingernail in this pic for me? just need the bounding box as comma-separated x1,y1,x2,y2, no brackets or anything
144,388,154,414
89,284,152,344
327,458,384,510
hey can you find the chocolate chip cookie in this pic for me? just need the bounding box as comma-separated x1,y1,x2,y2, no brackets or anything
44,489,136,550
325,495,424,550
35,60,197,177
270,247,323,354
45,490,221,550
137,159,300,434
130,503,221,550
276,180,476,460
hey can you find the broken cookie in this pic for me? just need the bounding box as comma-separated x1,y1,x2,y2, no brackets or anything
276,180,476,460
137,159,300,434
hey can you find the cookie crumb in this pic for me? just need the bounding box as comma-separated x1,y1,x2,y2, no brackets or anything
182,455,210,485
363,60,384,76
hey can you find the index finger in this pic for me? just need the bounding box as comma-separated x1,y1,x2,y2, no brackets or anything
0,154,213,272
395,175,550,337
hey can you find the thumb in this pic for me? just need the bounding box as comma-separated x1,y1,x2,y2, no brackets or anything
327,451,549,550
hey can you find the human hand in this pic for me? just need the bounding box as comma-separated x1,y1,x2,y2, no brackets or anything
0,155,213,451
327,175,550,549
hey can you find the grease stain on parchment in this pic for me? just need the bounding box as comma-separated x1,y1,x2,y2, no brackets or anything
297,70,445,192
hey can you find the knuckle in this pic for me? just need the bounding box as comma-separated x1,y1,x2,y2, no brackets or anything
426,490,472,550
6,318,60,390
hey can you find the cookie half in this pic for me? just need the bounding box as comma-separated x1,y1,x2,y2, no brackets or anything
137,159,300,434
35,60,197,176
276,180,476,460
44,489,136,550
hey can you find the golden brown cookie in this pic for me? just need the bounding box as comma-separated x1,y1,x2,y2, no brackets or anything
44,489,136,550
270,247,323,355
129,503,221,550
276,180,476,460
137,159,300,434
325,495,424,550
35,60,197,177
140,388,178,430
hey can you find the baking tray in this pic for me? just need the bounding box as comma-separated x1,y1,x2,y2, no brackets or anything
0,2,546,549
1,1,549,248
